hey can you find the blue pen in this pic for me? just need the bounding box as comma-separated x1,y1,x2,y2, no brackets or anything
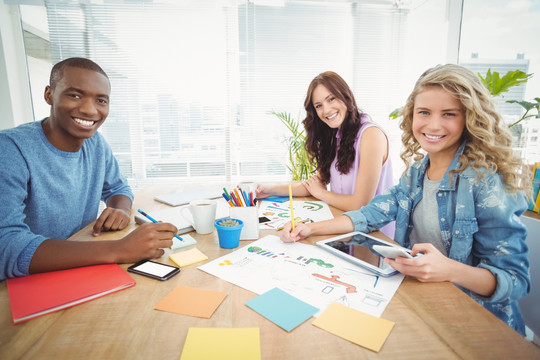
137,209,183,241
243,190,250,207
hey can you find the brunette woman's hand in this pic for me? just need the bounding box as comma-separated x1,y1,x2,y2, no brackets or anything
255,184,275,199
302,174,327,198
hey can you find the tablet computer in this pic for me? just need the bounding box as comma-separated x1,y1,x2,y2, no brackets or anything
315,231,411,277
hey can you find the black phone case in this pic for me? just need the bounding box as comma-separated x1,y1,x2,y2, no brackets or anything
127,260,180,281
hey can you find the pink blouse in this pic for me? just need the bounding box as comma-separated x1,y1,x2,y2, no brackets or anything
329,120,395,238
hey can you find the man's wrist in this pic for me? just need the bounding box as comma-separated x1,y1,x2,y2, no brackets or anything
109,206,132,216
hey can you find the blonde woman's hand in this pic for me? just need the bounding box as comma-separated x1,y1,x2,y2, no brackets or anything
280,222,312,243
384,243,453,282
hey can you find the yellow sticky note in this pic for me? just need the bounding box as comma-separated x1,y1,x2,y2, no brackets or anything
169,247,208,267
180,328,261,360
312,302,394,352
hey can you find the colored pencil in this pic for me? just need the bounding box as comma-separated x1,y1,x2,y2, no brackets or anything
289,183,295,230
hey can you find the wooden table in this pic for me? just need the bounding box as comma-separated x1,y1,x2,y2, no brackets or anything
1,185,539,359
525,210,540,221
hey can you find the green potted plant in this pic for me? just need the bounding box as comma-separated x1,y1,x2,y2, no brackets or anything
271,110,316,181
215,218,244,249
216,219,241,227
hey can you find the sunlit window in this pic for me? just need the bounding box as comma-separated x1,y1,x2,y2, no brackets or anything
18,0,459,189
459,0,540,165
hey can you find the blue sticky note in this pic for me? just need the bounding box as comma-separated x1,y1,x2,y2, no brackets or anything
245,287,318,332
171,234,197,250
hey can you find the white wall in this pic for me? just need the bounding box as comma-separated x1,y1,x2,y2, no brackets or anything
27,56,51,120
520,215,540,344
0,2,34,130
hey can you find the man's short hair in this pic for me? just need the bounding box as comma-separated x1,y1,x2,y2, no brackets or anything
49,57,109,90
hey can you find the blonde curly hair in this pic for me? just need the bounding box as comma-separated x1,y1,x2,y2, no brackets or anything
399,64,530,194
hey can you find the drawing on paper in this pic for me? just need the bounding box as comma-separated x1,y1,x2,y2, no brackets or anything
258,200,334,230
199,235,404,317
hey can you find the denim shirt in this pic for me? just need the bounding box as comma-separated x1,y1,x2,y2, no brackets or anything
344,143,530,335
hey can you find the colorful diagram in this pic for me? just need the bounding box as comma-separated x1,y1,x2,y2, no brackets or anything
258,200,334,230
199,235,404,318
313,274,357,293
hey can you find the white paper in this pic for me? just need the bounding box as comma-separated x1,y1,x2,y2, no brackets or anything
198,235,404,317
258,200,334,230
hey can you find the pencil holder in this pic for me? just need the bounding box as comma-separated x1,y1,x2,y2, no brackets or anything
229,206,259,240
215,218,244,249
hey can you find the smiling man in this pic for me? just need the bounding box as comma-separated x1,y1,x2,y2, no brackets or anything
43,58,111,152
0,58,177,281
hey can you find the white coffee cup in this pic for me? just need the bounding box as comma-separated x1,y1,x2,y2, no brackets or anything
238,181,256,193
181,199,217,235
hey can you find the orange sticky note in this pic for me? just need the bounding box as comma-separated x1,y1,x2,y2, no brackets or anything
154,285,227,318
312,302,394,352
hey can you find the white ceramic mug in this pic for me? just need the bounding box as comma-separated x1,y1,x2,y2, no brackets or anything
181,199,217,235
238,182,256,193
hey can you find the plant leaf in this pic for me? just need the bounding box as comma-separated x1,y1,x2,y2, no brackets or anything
389,107,401,120
478,69,532,96
271,110,316,181
506,99,540,112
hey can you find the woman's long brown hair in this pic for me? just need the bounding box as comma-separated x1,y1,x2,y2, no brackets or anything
303,71,365,184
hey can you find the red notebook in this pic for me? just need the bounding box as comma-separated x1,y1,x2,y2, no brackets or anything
7,264,136,324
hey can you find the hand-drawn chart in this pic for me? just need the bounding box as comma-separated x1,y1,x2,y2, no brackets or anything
198,235,404,317
258,200,334,230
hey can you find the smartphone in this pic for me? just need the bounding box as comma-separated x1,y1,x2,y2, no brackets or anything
259,216,271,224
372,244,413,259
127,260,180,281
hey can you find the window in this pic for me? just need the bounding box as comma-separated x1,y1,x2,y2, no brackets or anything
459,0,540,164
16,0,459,189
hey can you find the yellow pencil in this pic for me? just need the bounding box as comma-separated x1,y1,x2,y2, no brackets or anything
289,183,295,230
278,217,302,231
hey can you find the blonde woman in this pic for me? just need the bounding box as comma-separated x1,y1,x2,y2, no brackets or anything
281,64,531,335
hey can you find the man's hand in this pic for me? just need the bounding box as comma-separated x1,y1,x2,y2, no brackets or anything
115,222,177,261
93,207,131,236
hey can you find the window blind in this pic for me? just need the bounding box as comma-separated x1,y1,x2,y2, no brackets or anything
38,0,429,189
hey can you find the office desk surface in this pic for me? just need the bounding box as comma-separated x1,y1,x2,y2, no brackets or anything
1,185,539,359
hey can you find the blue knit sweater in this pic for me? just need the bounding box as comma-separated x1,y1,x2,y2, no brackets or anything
0,120,133,281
